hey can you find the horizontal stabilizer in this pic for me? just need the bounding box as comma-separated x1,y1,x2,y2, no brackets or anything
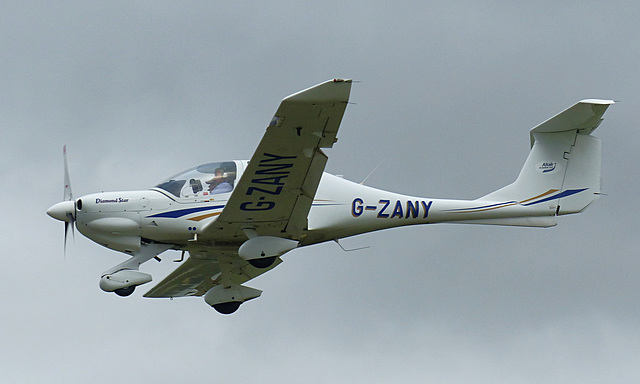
529,99,614,147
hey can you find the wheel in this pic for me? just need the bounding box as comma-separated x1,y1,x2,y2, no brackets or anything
248,256,276,269
114,286,136,297
213,301,242,314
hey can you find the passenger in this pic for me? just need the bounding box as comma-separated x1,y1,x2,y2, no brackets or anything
206,168,233,194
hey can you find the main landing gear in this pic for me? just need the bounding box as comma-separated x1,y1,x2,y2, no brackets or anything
99,243,172,296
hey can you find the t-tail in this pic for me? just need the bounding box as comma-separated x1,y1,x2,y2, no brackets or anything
472,99,614,227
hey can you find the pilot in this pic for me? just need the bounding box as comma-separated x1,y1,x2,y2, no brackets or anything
206,168,233,194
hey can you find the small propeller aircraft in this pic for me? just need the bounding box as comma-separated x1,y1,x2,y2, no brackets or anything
48,79,614,314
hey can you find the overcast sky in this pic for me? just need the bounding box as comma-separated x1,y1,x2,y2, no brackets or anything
3,1,640,383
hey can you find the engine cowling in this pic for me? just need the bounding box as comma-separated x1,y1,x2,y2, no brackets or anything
99,269,152,292
84,217,141,253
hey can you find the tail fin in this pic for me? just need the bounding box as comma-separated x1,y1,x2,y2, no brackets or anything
482,99,614,215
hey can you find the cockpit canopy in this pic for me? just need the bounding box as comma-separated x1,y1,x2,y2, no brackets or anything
155,161,237,198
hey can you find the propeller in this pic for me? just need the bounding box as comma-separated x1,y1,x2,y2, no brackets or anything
47,145,77,255
63,145,75,249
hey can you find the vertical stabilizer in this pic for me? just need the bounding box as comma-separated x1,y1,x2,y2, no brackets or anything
481,99,613,215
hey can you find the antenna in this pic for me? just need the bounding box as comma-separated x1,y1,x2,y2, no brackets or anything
334,239,370,252
360,160,384,185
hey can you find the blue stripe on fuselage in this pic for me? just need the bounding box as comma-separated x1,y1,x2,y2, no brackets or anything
147,205,225,218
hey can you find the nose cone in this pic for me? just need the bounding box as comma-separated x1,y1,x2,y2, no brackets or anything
47,201,75,222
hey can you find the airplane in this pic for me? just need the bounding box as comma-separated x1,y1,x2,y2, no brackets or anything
47,79,614,314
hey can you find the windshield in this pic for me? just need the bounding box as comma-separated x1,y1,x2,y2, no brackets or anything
155,161,237,198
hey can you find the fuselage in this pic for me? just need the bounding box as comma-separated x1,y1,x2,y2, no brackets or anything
70,159,556,255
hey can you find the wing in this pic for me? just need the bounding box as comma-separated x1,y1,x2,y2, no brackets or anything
146,80,351,299
144,249,282,298
202,79,352,241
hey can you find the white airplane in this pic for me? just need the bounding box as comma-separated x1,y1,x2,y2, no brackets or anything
47,79,614,314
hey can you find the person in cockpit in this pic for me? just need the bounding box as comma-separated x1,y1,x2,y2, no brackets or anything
206,168,233,194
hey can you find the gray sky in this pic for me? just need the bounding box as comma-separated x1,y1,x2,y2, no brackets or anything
3,1,640,382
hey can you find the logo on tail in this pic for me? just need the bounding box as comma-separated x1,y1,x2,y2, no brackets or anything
537,161,557,174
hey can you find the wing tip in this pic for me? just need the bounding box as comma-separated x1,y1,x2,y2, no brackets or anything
579,99,615,105
284,79,352,103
